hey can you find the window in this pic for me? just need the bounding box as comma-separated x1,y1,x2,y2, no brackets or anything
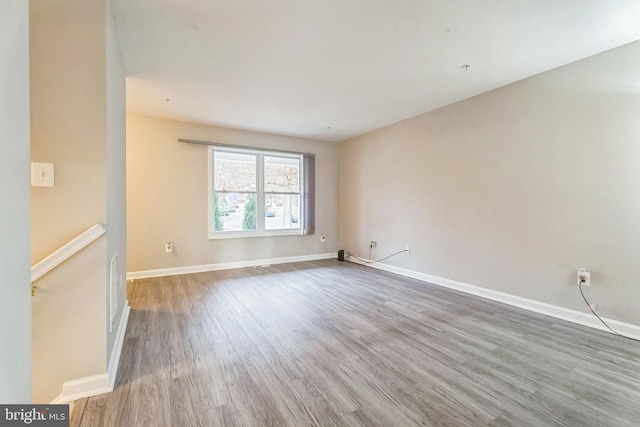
209,146,313,238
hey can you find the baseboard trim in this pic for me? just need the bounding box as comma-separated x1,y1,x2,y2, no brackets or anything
107,301,130,388
56,373,112,404
127,252,338,280
347,256,640,340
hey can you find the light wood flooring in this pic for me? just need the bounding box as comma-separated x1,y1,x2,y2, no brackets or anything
72,260,640,426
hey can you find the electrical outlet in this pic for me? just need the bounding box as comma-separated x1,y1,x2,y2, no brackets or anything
577,268,590,286
320,234,326,242
370,240,377,248
405,244,411,253
165,242,173,253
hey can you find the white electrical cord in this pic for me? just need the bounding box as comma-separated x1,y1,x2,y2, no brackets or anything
579,280,640,342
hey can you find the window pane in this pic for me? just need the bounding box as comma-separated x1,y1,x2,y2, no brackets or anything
214,192,257,232
214,152,256,192
265,156,299,193
265,194,300,230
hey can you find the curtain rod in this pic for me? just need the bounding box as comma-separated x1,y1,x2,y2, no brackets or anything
178,139,316,157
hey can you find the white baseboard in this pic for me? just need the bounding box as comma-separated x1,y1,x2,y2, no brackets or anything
107,301,130,388
347,256,640,340
55,373,112,404
127,252,338,280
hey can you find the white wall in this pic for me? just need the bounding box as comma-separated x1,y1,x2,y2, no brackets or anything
106,0,127,365
339,40,640,326
30,0,107,263
0,0,32,403
127,114,338,273
30,0,128,403
31,240,107,403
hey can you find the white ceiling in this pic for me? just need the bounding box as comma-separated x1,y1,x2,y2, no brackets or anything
111,0,640,142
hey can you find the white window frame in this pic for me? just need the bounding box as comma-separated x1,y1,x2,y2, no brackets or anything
208,146,304,239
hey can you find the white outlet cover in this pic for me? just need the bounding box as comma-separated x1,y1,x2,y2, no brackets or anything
577,268,591,286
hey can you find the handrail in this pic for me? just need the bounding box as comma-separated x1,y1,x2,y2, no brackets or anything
31,224,106,283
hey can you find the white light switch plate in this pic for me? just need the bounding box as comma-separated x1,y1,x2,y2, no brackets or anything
31,162,54,187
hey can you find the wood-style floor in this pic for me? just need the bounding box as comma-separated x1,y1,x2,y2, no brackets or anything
72,260,640,426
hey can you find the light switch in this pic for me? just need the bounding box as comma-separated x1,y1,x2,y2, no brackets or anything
31,162,54,187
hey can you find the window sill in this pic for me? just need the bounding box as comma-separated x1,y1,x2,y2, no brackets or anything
208,229,301,240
